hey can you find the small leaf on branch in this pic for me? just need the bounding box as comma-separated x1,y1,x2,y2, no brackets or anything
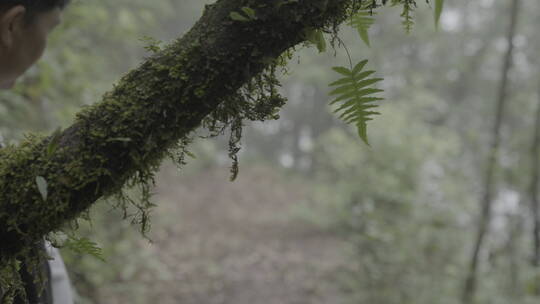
304,28,327,53
36,176,48,201
185,151,197,159
434,0,445,29
230,12,250,22
47,127,62,157
350,11,376,47
241,7,257,19
64,237,106,262
329,60,384,145
332,66,353,76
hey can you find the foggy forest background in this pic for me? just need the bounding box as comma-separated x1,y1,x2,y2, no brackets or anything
1,0,540,303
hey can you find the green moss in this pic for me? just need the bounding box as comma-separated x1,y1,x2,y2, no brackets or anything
0,0,360,301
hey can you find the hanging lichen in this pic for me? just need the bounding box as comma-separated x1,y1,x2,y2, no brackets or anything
0,0,439,302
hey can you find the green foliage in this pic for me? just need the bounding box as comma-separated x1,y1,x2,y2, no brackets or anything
241,7,257,19
304,97,468,304
329,60,383,145
35,176,48,201
434,0,444,28
46,128,62,158
139,36,163,54
349,9,376,46
63,237,105,262
0,0,181,300
304,28,327,52
230,7,257,22
0,0,448,302
348,0,427,34
230,11,250,22
399,0,416,33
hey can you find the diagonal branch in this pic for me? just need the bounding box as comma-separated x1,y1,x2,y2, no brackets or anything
0,0,353,259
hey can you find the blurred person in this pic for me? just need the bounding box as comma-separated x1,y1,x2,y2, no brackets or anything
0,1,74,303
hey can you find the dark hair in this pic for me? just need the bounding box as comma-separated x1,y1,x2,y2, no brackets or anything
0,0,70,21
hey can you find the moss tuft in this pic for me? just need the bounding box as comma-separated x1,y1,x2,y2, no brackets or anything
0,0,360,301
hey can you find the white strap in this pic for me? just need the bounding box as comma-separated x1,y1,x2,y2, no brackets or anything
44,242,75,304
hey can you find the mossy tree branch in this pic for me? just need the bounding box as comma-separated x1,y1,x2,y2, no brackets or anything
0,0,354,260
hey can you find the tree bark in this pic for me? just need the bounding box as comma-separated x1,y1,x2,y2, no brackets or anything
0,0,353,260
530,79,540,293
461,0,520,303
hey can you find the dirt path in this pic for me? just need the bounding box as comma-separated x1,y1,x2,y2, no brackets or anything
147,165,348,304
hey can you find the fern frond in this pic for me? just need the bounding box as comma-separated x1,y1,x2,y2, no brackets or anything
434,0,445,29
329,60,383,145
349,10,376,47
64,237,106,262
400,0,416,33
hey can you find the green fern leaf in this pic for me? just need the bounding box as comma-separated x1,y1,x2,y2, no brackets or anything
304,28,327,53
36,176,48,201
332,66,353,76
64,237,106,262
230,12,250,22
329,60,383,145
400,0,416,33
349,10,376,47
434,0,444,29
241,7,257,20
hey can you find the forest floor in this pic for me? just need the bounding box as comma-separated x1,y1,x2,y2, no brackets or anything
145,164,349,304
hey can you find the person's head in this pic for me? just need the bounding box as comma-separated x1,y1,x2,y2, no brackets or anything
0,0,70,89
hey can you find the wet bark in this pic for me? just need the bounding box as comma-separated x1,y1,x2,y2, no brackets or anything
461,0,521,303
0,0,353,260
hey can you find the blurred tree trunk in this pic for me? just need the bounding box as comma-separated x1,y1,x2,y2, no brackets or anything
0,0,352,260
461,0,521,302
530,82,540,292
506,213,523,298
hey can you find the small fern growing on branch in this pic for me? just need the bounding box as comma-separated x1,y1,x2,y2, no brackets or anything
329,60,383,145
399,0,417,33
349,9,376,46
